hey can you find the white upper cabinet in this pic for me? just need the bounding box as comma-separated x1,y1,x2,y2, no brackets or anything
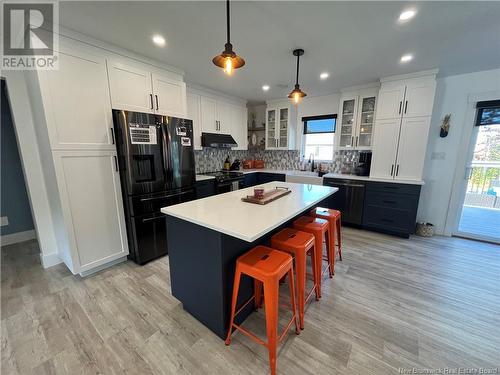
52,150,129,274
186,92,202,150
403,80,436,118
370,70,437,181
265,103,296,150
39,47,114,150
217,101,233,135
152,73,187,118
108,60,187,117
107,61,154,113
375,84,406,120
394,117,431,181
200,96,218,133
195,90,247,149
338,88,378,150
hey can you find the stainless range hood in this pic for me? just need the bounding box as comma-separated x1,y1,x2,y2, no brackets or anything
201,132,238,148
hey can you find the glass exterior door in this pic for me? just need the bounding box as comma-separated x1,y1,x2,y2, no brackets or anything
278,108,288,148
339,99,356,148
266,109,277,148
357,96,376,148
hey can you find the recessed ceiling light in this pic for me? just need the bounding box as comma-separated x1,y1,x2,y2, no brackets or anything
400,54,413,63
320,72,329,80
152,34,166,47
262,85,270,91
399,9,416,21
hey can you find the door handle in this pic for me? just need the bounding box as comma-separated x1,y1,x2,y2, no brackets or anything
390,164,394,176
110,128,115,144
149,94,154,110
142,215,167,223
398,101,402,114
155,95,159,110
465,167,472,180
396,164,400,176
404,100,408,114
113,156,118,172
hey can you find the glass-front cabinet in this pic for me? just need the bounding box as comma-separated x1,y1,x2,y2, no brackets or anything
266,105,293,150
338,89,377,151
266,109,277,148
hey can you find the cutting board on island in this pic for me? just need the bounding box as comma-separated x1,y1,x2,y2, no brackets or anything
241,187,291,205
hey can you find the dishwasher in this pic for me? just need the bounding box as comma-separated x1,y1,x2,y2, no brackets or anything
323,178,366,225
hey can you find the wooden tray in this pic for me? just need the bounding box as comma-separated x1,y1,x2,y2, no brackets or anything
241,187,291,205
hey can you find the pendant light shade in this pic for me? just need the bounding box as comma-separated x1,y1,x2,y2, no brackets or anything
288,49,307,104
212,0,245,75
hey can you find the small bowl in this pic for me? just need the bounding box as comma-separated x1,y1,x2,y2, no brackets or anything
254,187,265,199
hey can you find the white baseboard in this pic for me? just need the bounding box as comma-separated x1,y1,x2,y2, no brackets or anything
0,229,36,246
40,252,62,268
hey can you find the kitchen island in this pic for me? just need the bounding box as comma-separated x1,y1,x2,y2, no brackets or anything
161,182,337,338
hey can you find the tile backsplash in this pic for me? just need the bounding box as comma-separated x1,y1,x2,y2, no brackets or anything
194,148,361,174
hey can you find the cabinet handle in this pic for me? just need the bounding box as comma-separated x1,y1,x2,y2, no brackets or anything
355,136,358,147
404,100,408,114
149,94,154,110
398,101,402,114
110,127,115,144
390,164,394,176
351,136,354,146
155,95,159,110
396,164,400,176
113,156,118,172
382,200,397,204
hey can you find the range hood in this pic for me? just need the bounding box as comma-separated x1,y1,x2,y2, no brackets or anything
201,132,238,148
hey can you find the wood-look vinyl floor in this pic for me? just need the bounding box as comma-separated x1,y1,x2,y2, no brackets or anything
1,228,499,375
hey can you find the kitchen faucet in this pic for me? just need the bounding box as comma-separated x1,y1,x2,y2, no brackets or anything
309,153,315,172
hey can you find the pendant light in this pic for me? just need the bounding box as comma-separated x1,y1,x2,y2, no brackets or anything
212,0,245,75
288,49,307,104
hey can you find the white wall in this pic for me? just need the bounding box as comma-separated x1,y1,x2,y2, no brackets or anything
418,68,500,234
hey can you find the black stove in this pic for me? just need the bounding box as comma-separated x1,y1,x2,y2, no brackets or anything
203,171,244,193
203,171,244,183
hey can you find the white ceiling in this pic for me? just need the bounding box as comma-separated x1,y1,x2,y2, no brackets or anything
59,1,500,103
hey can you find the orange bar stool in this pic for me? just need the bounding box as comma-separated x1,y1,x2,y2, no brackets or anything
293,216,333,298
225,245,300,375
310,207,342,262
271,228,320,330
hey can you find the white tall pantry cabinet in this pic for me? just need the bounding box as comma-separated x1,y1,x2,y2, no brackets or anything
32,34,188,275
370,70,437,181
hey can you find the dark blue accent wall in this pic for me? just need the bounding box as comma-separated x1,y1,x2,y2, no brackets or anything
1,80,34,236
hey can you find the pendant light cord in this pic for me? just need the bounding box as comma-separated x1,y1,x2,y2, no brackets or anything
226,0,231,44
295,54,300,86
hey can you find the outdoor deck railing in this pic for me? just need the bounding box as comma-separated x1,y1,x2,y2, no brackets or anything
465,161,500,208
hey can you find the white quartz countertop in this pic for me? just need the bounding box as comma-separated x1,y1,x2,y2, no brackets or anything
323,173,425,185
162,182,338,242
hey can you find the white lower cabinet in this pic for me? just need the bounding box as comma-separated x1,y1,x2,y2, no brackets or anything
53,150,129,274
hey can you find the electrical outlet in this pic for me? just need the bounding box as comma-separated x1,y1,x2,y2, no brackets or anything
0,216,9,227
431,152,446,160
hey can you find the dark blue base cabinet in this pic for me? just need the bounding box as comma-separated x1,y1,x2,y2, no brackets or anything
323,178,421,238
362,182,421,238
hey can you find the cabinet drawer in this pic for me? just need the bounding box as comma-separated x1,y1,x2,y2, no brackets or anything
365,191,419,211
363,205,416,234
366,181,421,196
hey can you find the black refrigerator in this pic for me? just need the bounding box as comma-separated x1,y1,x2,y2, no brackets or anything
112,110,196,264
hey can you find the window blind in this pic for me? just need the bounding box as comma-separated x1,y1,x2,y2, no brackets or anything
475,100,500,126
302,114,337,134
